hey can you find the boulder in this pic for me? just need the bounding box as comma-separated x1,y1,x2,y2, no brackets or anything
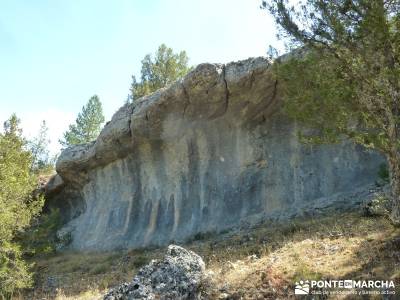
104,245,205,300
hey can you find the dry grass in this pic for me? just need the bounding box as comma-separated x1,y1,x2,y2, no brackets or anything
22,210,400,299
54,290,103,300
23,248,163,299
195,211,400,299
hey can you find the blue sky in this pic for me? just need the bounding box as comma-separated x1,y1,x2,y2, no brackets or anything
0,0,281,153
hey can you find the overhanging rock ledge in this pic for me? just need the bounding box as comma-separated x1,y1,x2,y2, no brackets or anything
47,57,383,251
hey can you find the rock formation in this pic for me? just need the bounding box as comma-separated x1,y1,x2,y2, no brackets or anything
47,57,383,251
103,245,205,300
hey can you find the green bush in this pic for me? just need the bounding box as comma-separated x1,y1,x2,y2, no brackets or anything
0,114,44,298
19,209,63,257
362,195,390,217
378,163,390,184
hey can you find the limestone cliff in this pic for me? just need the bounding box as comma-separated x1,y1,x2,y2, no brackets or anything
48,57,383,251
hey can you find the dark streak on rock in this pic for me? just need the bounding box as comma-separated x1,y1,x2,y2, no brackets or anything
181,82,190,118
222,65,230,116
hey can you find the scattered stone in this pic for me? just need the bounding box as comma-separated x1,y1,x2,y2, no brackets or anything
247,254,259,261
218,292,230,299
103,245,205,300
55,227,73,251
361,186,390,217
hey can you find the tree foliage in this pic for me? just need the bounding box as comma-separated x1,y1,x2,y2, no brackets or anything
29,120,53,173
60,95,105,147
0,114,44,297
263,0,400,223
129,44,191,101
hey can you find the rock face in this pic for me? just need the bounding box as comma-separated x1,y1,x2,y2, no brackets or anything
49,57,383,251
103,245,205,300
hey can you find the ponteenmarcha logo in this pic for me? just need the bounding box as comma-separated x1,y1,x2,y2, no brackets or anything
294,279,396,296
294,280,310,294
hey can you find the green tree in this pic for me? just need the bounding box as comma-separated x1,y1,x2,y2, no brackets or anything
60,95,105,147
0,114,44,297
263,1,400,224
130,44,191,101
29,120,51,173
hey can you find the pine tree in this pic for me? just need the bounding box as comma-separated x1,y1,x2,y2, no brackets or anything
130,44,191,101
29,120,51,173
60,95,105,147
0,114,44,297
263,0,400,224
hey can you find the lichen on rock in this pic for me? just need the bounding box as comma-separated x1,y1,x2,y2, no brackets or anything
103,245,205,300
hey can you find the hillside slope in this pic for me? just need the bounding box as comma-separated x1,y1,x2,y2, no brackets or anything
24,207,400,299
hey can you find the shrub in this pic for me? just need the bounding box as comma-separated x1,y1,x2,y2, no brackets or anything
378,163,390,184
19,209,63,257
0,114,44,298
